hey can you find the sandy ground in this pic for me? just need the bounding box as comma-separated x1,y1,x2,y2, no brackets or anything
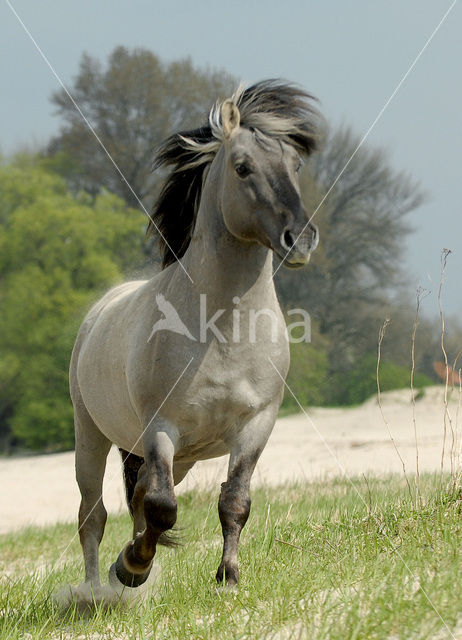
0,385,460,534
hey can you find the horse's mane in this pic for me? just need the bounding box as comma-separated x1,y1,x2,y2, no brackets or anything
149,80,319,268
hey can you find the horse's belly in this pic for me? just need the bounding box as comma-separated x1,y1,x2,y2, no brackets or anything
175,439,230,463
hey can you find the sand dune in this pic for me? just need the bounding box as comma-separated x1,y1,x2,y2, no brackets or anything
0,385,459,534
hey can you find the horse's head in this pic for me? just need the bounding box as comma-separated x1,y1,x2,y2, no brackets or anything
150,80,320,269
219,100,318,268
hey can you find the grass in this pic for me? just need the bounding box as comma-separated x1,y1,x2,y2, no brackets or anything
1,474,462,640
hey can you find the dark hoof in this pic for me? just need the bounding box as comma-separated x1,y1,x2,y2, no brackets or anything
111,551,152,588
215,564,239,587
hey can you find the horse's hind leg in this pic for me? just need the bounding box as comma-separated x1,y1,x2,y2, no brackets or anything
119,449,146,537
75,405,111,586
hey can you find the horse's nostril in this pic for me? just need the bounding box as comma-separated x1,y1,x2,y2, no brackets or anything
283,230,295,249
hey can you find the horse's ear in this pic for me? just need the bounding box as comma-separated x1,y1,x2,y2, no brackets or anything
221,100,240,139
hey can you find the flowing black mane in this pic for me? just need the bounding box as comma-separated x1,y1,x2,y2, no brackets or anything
148,80,319,268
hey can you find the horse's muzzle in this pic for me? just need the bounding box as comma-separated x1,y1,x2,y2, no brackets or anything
278,223,318,268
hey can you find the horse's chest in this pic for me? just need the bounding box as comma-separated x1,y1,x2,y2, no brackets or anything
174,373,259,456
198,373,260,416
140,333,288,458
181,348,281,437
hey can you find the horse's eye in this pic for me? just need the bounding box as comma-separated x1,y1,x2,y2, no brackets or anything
295,160,303,173
235,163,251,178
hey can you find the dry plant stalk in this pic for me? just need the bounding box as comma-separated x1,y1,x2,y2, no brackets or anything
376,318,412,501
438,248,454,478
410,287,430,506
275,538,303,551
451,350,462,486
455,370,462,491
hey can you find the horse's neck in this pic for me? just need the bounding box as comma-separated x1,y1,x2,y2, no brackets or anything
182,180,276,309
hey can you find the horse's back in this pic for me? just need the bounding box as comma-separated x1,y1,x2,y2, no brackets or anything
71,281,146,367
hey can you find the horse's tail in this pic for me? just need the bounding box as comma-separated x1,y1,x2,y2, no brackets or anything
119,449,181,548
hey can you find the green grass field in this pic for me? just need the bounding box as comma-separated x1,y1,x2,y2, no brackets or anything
1,474,461,639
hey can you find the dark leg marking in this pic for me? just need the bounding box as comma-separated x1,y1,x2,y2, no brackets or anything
216,457,258,587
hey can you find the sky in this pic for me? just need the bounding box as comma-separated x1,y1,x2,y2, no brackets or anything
1,0,461,317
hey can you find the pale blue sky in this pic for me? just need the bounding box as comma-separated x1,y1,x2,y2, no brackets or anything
1,0,461,316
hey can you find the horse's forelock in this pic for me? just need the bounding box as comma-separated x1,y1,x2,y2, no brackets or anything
234,80,319,155
156,81,318,172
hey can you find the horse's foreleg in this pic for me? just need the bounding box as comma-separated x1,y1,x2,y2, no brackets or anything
130,461,192,531
111,430,177,588
125,459,193,556
216,461,253,587
216,408,277,587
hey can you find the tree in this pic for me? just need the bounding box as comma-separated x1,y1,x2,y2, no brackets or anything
0,156,146,450
46,47,236,210
281,323,330,410
337,353,433,406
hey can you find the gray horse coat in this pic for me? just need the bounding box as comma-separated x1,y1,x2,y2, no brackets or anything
70,80,320,590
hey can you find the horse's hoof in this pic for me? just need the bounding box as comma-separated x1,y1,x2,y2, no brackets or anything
215,583,239,595
109,551,152,588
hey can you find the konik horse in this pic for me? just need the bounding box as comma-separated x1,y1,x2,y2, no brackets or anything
70,80,319,593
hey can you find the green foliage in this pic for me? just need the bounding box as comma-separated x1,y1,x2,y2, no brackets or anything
281,323,330,410
335,352,433,406
0,157,145,450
